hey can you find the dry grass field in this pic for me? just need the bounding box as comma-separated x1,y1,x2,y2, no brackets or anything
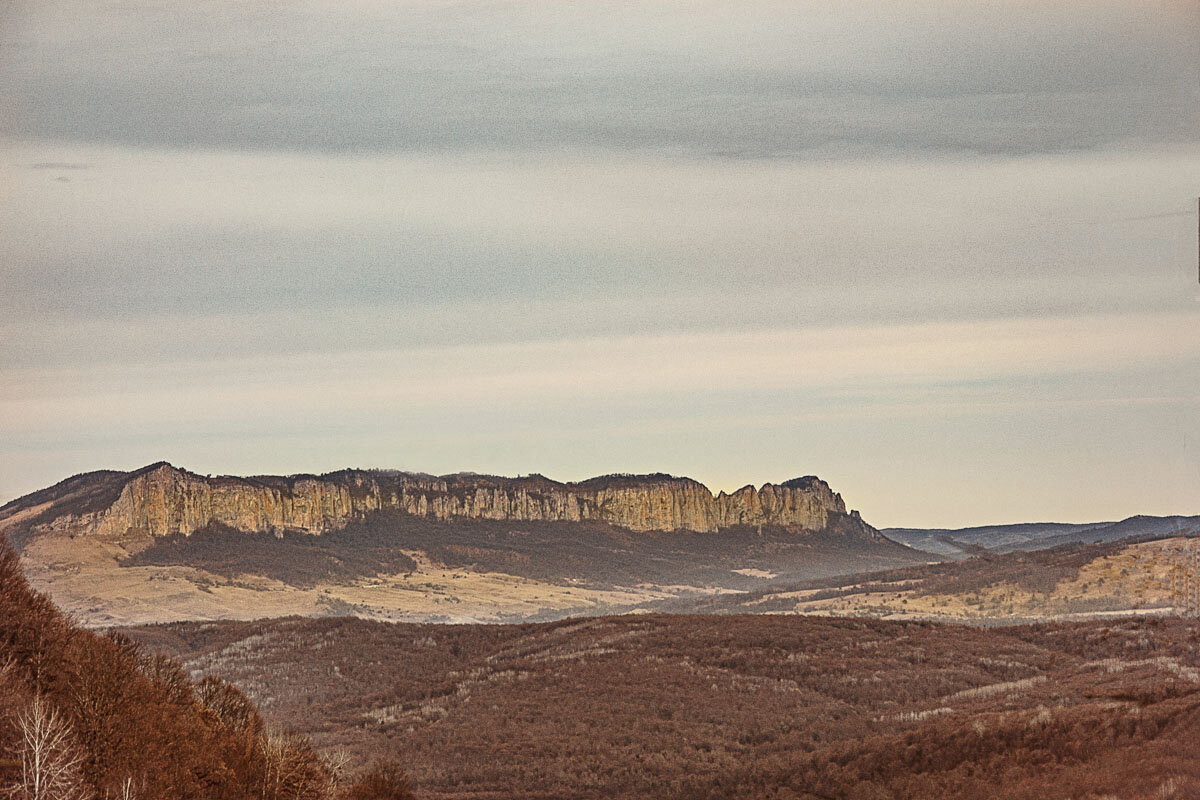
18,512,926,626
19,532,677,627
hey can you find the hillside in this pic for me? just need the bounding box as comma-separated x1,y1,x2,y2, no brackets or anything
646,535,1200,622
3,463,927,626
126,612,1200,800
0,538,411,800
885,515,1200,558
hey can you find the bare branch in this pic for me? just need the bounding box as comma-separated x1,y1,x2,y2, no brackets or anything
8,695,86,800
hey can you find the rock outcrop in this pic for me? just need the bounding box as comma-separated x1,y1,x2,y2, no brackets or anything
1,462,866,541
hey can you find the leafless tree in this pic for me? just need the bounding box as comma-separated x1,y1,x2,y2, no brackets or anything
7,695,86,800
322,749,353,795
116,776,135,800
259,727,329,800
99,776,135,800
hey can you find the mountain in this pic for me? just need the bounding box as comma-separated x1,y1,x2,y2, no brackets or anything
123,612,1200,800
884,515,1200,557
1,463,926,626
2,461,860,542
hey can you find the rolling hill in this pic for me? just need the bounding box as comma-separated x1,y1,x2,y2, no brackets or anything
644,534,1200,623
885,515,1200,558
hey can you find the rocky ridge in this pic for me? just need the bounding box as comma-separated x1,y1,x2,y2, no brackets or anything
0,462,865,542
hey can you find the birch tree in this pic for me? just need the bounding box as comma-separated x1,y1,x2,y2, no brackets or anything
8,696,85,800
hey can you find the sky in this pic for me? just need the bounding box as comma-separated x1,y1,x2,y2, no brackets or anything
1,0,1198,527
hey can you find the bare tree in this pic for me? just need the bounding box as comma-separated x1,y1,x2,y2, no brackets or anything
322,749,353,796
7,695,86,800
109,776,135,800
259,727,329,800
339,760,414,800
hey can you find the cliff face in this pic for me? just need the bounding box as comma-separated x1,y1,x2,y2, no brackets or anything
2,463,862,541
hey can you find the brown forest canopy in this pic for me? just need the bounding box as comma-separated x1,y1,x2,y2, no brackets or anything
134,612,1200,800
0,539,411,800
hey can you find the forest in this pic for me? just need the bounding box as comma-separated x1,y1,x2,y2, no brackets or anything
131,612,1200,799
0,539,412,800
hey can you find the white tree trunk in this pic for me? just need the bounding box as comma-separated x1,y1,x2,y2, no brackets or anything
8,695,86,800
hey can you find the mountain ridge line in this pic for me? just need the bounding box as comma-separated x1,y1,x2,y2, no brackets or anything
0,461,872,542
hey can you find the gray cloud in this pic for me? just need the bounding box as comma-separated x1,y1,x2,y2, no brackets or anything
2,1,1198,525
2,0,1196,157
2,148,1195,328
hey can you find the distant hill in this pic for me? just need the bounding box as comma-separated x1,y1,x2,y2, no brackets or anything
1012,515,1200,551
647,534,1200,623
884,515,1200,557
2,462,928,626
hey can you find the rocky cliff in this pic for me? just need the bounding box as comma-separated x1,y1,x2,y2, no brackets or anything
1,462,867,542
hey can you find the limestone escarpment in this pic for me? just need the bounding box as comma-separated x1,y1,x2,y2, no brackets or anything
2,462,865,541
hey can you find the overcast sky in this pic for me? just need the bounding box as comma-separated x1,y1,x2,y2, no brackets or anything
1,0,1198,527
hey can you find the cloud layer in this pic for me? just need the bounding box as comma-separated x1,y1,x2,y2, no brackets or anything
1,1,1198,525
3,0,1197,156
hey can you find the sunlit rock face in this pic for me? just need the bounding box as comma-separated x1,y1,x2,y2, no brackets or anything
4,462,856,540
